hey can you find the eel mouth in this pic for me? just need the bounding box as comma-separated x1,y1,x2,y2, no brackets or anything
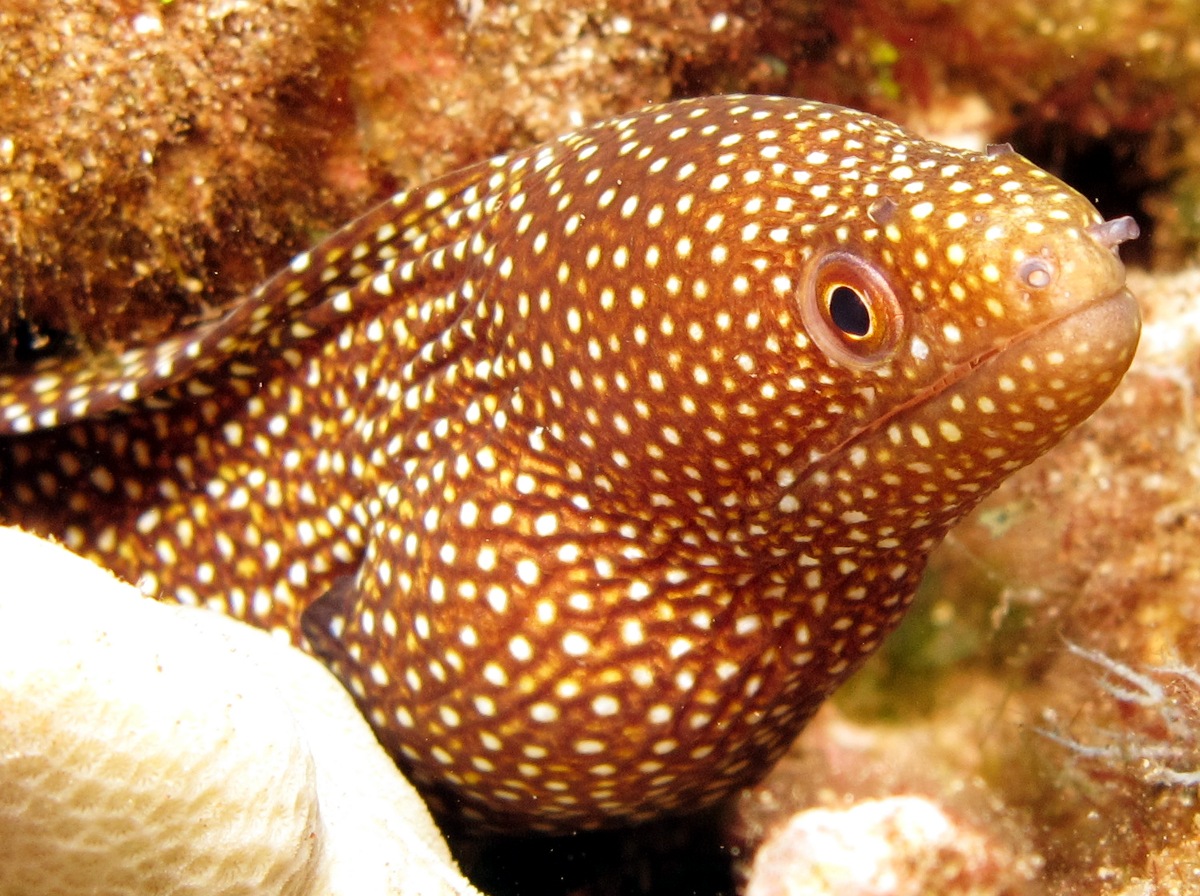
823,285,1142,465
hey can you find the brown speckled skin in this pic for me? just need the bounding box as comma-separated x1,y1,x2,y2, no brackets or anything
0,96,1139,833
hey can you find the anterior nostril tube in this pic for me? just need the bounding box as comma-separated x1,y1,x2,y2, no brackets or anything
1086,215,1140,250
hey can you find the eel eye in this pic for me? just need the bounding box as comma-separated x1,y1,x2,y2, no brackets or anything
800,250,904,369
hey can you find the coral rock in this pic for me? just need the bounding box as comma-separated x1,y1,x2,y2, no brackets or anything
0,526,482,896
745,796,1016,896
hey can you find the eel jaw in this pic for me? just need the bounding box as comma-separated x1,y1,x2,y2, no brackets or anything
810,284,1141,493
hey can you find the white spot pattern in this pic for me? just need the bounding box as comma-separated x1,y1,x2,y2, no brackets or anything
0,95,1140,833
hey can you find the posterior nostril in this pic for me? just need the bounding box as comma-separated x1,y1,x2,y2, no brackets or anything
1086,215,1140,251
1019,257,1054,289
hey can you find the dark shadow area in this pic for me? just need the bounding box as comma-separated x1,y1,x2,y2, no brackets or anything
449,808,740,896
3,314,74,368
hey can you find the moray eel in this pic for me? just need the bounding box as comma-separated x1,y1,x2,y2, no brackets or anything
0,95,1140,833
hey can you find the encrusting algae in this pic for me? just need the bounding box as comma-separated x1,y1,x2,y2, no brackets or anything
0,94,1140,833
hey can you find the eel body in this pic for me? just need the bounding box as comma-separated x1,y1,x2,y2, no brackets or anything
0,95,1140,832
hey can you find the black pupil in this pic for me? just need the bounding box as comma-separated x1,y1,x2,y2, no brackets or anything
828,285,871,337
